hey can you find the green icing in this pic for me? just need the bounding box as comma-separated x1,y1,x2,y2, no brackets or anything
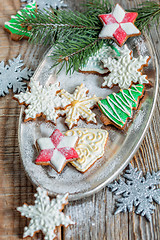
109,44,121,57
98,84,144,128
4,2,36,37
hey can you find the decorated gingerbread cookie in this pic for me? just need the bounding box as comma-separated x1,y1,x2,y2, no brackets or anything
79,44,131,75
65,128,108,173
14,79,69,124
58,84,100,129
79,44,120,75
35,129,79,173
17,187,74,240
4,2,36,41
102,51,150,89
98,3,141,46
98,84,144,129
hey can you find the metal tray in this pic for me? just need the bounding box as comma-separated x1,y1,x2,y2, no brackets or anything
18,35,159,201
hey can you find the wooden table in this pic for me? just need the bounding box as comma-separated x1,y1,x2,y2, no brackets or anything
0,0,159,239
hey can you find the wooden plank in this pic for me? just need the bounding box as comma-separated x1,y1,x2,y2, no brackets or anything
0,1,60,239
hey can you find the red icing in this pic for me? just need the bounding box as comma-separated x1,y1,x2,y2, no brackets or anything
99,4,139,46
122,12,138,23
35,129,79,172
50,129,64,148
59,147,79,159
36,149,55,163
99,14,117,25
113,26,127,45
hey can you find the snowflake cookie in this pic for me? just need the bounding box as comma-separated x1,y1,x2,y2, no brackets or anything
0,55,33,97
65,128,108,172
102,52,150,89
79,44,130,75
14,79,68,123
108,164,160,221
17,187,74,240
35,129,79,173
4,2,36,41
99,4,141,46
98,84,144,129
58,84,100,129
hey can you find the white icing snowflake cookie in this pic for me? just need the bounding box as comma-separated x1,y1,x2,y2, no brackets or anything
17,187,74,240
102,52,150,89
58,84,100,129
14,79,68,123
65,128,108,172
35,129,79,173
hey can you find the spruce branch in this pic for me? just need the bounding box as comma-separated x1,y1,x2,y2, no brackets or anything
14,1,160,74
51,38,110,74
130,1,160,31
83,0,113,17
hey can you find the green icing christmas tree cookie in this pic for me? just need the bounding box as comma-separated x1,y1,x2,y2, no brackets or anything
98,84,144,129
4,2,36,41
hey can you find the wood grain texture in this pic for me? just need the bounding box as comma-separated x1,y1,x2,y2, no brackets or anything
0,0,159,240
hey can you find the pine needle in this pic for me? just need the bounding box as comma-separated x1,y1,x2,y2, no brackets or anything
14,1,160,74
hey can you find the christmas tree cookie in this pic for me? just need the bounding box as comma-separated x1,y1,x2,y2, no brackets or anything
98,84,144,129
4,2,36,41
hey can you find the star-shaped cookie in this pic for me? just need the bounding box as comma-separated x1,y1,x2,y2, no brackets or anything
58,84,100,129
35,129,79,173
17,187,74,240
99,4,141,46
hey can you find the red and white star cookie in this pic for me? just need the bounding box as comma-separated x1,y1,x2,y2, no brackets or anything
35,129,79,173
98,4,141,46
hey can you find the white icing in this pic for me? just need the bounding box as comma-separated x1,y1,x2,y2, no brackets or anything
102,53,149,89
37,138,54,150
80,44,112,74
121,23,140,35
116,44,131,57
113,4,125,22
36,130,78,172
57,84,100,129
65,128,108,172
51,149,66,172
98,4,140,44
99,24,119,38
58,136,77,148
14,78,69,123
17,187,74,240
80,44,130,74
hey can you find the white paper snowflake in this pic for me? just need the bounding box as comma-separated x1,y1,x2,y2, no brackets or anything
108,164,160,221
102,52,150,89
17,187,74,240
0,55,33,97
21,0,67,10
58,83,100,129
14,79,68,123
